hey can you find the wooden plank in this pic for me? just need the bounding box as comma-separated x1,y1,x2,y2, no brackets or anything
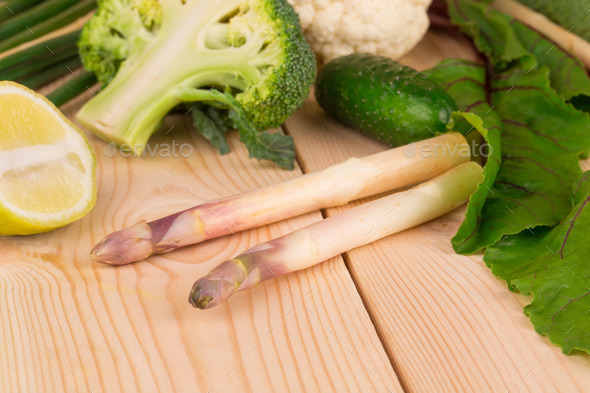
0,90,403,392
286,30,590,393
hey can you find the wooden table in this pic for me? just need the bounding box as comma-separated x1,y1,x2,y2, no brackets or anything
1,28,589,393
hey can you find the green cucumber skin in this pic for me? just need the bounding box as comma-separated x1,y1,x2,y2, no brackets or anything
315,54,457,147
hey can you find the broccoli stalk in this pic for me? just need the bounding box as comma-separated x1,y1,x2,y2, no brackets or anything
76,0,316,169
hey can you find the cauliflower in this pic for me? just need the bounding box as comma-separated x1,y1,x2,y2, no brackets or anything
287,0,432,62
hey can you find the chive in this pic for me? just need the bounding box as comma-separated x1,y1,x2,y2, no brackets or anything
0,0,80,40
0,0,46,23
20,55,81,89
0,0,95,51
0,45,77,80
46,70,97,107
0,30,79,70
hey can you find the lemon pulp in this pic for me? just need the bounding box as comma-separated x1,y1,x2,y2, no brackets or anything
0,82,96,235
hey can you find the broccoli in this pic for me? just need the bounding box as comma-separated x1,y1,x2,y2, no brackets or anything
76,0,316,169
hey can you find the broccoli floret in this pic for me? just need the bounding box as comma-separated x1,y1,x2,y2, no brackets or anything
78,0,163,86
77,0,316,169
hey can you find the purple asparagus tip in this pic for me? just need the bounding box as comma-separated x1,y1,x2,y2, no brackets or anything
91,221,155,265
189,259,251,309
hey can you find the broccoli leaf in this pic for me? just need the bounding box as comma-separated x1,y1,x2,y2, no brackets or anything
441,0,590,254
177,88,295,169
228,105,295,171
485,171,590,354
190,106,231,155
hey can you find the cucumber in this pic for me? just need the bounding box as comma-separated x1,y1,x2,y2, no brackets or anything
315,53,458,147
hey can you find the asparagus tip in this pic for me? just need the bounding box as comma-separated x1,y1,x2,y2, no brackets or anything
188,259,249,309
188,279,216,309
189,277,232,309
91,221,154,265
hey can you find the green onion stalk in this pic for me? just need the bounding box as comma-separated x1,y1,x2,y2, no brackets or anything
0,0,46,23
0,0,95,51
0,0,83,43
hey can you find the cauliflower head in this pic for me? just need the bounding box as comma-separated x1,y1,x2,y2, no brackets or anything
287,0,432,62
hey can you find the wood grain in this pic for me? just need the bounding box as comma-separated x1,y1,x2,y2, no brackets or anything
285,30,590,393
3,19,589,393
0,88,403,392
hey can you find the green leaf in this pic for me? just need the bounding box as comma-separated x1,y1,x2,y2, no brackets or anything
445,0,590,101
175,87,296,169
442,0,590,253
220,89,295,170
449,111,502,253
474,67,590,249
424,60,503,254
517,0,590,44
436,0,590,355
446,0,527,68
511,22,590,101
190,106,230,155
228,107,295,170
485,171,590,354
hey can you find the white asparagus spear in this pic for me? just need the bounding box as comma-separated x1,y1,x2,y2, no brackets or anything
189,161,483,309
92,132,470,265
492,0,590,68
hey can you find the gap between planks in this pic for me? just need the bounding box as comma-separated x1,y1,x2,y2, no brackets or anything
281,122,411,393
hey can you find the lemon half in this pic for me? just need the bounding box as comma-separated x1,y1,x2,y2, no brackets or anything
0,81,96,235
